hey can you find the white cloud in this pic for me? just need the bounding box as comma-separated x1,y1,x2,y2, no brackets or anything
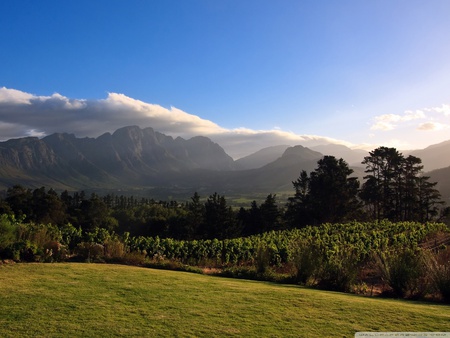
1,87,448,159
403,109,426,120
425,104,450,116
0,87,353,159
370,110,427,131
417,121,449,131
0,87,34,105
370,120,396,131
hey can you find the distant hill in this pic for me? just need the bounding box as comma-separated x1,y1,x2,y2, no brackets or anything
310,144,367,167
234,143,366,170
0,126,449,202
428,166,450,203
407,140,450,172
235,145,289,170
0,127,324,197
154,145,324,196
0,126,237,190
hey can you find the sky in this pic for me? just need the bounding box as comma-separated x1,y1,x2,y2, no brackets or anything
1,0,449,159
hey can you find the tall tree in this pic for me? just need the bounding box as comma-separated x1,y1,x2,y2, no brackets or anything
184,192,205,239
360,147,403,220
260,194,283,232
360,147,444,222
202,193,240,239
286,156,361,227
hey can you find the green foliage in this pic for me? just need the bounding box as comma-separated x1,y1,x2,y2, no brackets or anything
286,156,361,227
317,248,359,292
59,223,82,249
361,147,444,222
292,239,322,285
255,245,271,274
425,247,450,303
0,214,19,251
376,249,428,298
75,242,105,262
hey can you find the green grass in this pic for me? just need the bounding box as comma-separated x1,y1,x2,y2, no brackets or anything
1,263,449,337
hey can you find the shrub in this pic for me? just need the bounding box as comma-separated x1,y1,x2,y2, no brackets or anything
4,240,39,262
43,241,67,262
120,251,147,265
292,241,322,285
425,247,450,303
317,249,359,292
75,242,105,262
0,214,17,252
255,245,271,274
104,239,126,260
376,249,428,298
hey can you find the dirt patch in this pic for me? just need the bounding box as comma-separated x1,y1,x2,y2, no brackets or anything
201,267,222,274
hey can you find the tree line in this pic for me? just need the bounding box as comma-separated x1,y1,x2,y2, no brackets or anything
0,146,447,242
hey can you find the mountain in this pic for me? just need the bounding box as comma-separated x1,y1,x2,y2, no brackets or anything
0,130,326,199
235,145,289,170
0,126,237,190
1,126,449,202
309,144,367,166
407,140,450,172
247,145,323,190
234,143,351,171
428,166,450,203
153,144,324,195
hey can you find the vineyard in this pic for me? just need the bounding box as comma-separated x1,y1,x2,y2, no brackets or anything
2,216,450,301
125,220,449,266
119,220,450,300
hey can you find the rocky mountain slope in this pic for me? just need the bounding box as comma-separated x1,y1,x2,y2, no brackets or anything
0,126,236,190
0,126,448,201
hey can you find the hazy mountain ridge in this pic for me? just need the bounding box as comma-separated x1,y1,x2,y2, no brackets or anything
0,126,236,190
406,139,450,172
235,145,290,170
428,166,450,203
0,125,449,201
310,144,368,167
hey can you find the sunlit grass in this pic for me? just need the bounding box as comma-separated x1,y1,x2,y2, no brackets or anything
1,263,449,337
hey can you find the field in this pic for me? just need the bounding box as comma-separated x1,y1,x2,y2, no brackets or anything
1,263,450,337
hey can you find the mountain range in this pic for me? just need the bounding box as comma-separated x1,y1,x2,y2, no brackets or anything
0,125,449,202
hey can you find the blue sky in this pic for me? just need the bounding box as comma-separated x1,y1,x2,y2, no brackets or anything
1,0,450,158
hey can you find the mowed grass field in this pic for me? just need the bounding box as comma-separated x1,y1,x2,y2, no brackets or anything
1,263,449,337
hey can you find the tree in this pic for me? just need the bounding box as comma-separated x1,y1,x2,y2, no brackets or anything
360,147,403,220
286,156,361,227
185,192,205,239
260,194,283,232
202,193,240,239
77,193,117,232
360,147,444,222
5,185,33,220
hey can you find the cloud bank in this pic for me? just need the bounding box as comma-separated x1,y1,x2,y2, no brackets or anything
2,87,449,159
370,105,450,132
0,87,353,159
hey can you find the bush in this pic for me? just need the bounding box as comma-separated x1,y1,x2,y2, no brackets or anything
317,249,359,292
0,214,18,253
292,241,322,285
255,245,271,274
425,247,450,303
43,241,67,262
120,251,147,265
4,240,40,262
104,239,126,260
376,249,428,298
75,242,105,262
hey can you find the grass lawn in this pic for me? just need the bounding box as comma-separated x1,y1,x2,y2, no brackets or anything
1,263,449,337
